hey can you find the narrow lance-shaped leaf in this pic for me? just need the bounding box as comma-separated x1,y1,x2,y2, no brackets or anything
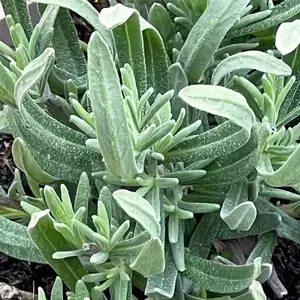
33,5,59,56
0,61,16,106
177,0,250,82
220,177,257,231
7,98,104,183
228,0,300,39
99,4,147,97
49,8,87,94
130,237,165,277
28,210,87,291
87,31,138,179
189,212,222,259
12,137,56,184
168,62,189,122
140,16,169,98
0,214,44,263
148,3,175,45
1,0,33,39
257,149,300,187
217,212,281,240
212,51,292,85
14,47,55,111
113,190,160,238
29,0,113,51
145,247,178,299
184,253,261,294
165,85,255,163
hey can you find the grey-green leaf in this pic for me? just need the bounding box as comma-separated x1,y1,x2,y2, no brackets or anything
113,190,160,237
212,51,291,85
177,0,250,82
130,237,165,277
184,253,261,294
88,31,138,179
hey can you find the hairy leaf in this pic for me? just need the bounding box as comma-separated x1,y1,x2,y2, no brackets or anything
0,214,44,263
184,253,261,293
1,0,32,39
221,177,257,231
99,4,147,97
212,51,291,85
228,0,300,38
7,97,103,183
218,213,281,240
28,210,87,291
49,8,87,93
113,190,160,237
130,238,165,277
177,0,250,82
88,31,138,179
29,0,112,50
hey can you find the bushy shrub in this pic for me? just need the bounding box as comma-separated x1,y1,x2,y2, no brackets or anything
0,0,300,299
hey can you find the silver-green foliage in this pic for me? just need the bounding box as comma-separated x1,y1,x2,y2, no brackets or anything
1,0,300,299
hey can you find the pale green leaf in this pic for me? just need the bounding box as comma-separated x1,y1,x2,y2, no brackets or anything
29,0,112,51
51,277,63,300
221,177,257,231
184,253,261,293
7,99,103,183
257,149,300,187
113,190,160,237
177,0,250,82
130,237,165,277
88,31,138,179
2,0,32,38
276,20,300,55
228,0,300,38
14,47,55,110
145,248,178,298
28,210,87,291
149,3,175,44
0,214,44,263
99,4,147,97
212,51,291,85
12,137,56,184
49,8,87,93
217,213,281,240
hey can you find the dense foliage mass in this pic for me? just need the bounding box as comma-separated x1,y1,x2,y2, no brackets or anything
1,0,300,299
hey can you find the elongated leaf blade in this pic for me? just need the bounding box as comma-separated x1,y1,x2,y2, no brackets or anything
221,177,257,231
28,210,87,291
0,215,44,263
2,0,32,38
112,190,160,237
184,253,261,293
217,212,281,240
228,0,300,38
212,51,291,85
7,98,103,183
88,31,137,179
29,0,112,50
99,5,147,97
145,247,177,298
177,0,250,82
257,149,300,187
49,8,87,93
189,213,222,258
130,237,165,277
141,19,169,97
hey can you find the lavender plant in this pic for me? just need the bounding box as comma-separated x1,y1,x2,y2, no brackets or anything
0,0,300,299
